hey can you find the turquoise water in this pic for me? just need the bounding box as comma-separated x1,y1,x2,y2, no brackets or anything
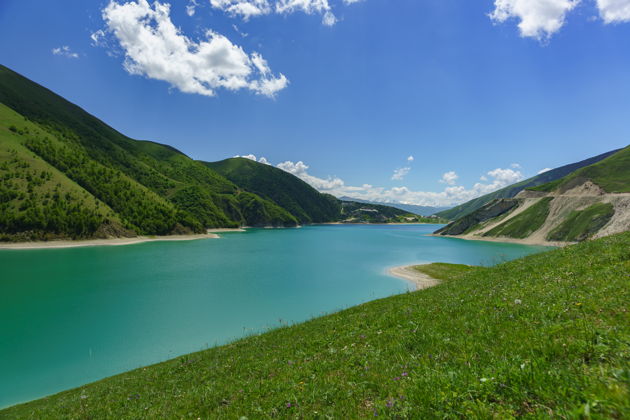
0,224,550,408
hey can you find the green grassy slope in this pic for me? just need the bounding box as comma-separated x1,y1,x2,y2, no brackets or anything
483,197,553,239
0,104,128,240
204,158,341,224
4,233,629,418
530,145,630,194
436,149,620,221
0,65,318,238
547,202,615,242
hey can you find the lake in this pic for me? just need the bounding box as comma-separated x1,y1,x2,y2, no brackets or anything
0,224,551,408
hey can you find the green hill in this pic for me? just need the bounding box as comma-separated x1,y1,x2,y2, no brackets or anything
436,146,630,243
3,232,628,418
205,157,341,224
436,149,620,221
0,65,316,239
0,65,440,240
529,145,630,194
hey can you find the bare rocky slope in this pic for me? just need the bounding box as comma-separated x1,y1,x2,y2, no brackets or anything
435,146,630,246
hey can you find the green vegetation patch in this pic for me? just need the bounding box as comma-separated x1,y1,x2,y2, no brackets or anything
484,197,553,239
547,202,615,242
530,145,630,194
3,233,629,418
412,262,476,281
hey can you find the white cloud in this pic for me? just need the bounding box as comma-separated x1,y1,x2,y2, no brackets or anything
407,155,414,162
210,0,271,20
208,0,337,24
489,0,580,40
392,167,411,181
235,154,270,164
537,167,552,174
52,46,79,58
232,24,249,37
276,159,526,207
440,171,459,186
97,0,288,98
343,0,363,4
276,0,337,25
186,0,199,16
510,162,522,169
321,10,337,26
596,0,630,23
277,160,345,190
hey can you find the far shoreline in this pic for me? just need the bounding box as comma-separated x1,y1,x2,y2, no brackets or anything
0,232,237,250
429,233,567,248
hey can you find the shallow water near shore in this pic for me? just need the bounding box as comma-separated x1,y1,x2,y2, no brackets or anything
0,224,550,408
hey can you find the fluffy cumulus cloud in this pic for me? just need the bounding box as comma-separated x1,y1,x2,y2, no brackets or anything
207,0,337,25
391,167,411,181
97,0,287,98
211,0,272,20
407,155,414,162
277,160,345,190
490,0,630,40
52,46,79,58
489,0,580,40
596,0,630,23
275,159,526,207
440,171,459,186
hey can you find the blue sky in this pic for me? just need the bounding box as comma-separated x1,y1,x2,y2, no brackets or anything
1,0,629,206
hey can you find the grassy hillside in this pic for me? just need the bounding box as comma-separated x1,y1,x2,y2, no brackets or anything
338,196,450,216
339,200,446,223
483,197,553,239
436,149,620,221
530,145,630,194
0,65,328,239
205,158,341,224
4,233,628,418
547,202,615,242
0,104,127,240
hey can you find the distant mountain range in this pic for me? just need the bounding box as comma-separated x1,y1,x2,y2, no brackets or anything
339,197,450,216
0,65,431,241
436,145,630,243
435,149,620,221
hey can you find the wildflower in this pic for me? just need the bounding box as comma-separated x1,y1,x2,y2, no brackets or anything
393,377,400,381
514,299,522,305
386,399,394,408
286,402,292,408
480,377,488,382
402,372,408,377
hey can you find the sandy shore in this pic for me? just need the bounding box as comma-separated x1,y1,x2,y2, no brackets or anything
0,233,221,250
387,265,441,291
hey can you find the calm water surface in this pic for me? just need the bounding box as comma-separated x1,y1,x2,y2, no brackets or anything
0,224,550,407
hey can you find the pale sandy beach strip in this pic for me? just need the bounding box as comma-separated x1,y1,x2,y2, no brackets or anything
0,233,221,250
388,265,440,291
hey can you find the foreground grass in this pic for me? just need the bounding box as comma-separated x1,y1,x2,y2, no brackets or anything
3,234,630,419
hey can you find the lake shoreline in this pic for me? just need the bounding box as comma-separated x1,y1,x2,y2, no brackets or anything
430,233,568,247
387,264,441,291
0,233,226,250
